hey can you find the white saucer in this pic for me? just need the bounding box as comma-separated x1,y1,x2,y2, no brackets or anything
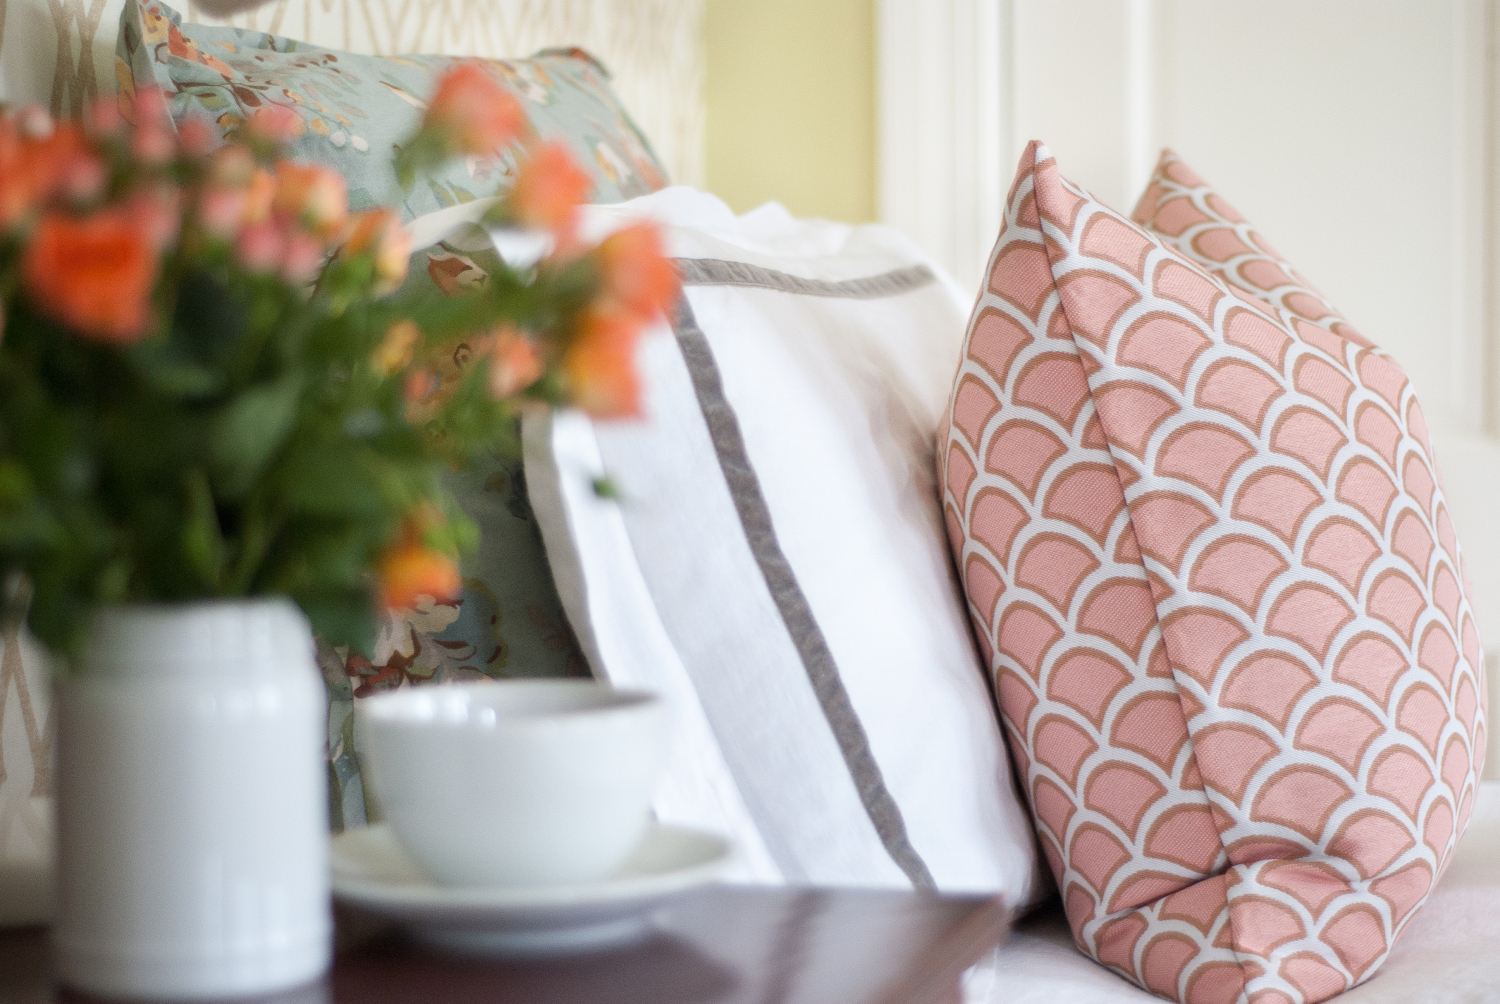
330,822,732,956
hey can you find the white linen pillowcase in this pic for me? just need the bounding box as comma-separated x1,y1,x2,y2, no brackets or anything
522,187,1045,905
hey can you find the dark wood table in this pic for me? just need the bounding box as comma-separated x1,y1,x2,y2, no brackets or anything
0,886,1009,1004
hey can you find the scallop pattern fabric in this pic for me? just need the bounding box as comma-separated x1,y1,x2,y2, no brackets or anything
1130,150,1372,350
939,141,1487,1004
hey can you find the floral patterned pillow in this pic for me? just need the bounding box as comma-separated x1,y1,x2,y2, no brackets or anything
117,0,668,217
317,445,588,829
116,0,664,829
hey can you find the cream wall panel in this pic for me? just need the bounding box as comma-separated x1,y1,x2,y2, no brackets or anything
1158,1,1485,437
0,0,705,186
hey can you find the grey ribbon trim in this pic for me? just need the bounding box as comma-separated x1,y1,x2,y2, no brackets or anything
676,258,937,299
670,298,937,891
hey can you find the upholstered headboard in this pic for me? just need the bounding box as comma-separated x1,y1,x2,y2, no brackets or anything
0,0,705,186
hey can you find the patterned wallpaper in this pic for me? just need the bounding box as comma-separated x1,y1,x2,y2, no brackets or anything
0,0,705,186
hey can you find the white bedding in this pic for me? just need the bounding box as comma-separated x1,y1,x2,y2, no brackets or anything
967,781,1500,1003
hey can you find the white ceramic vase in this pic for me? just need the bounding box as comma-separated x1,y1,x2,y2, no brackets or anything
54,599,331,999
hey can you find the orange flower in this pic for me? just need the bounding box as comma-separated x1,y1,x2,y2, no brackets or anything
0,122,35,229
423,63,524,156
595,223,678,322
564,310,644,418
377,542,462,610
22,207,158,343
243,167,276,225
487,326,544,399
0,115,93,230
374,319,421,375
272,162,347,239
339,208,412,296
507,141,590,236
378,506,463,611
405,367,438,408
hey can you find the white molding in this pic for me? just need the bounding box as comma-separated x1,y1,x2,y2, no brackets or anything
876,0,1009,294
1450,0,1489,431
1122,0,1155,204
1488,0,1500,439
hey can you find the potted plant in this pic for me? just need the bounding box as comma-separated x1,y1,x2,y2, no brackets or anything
0,65,674,998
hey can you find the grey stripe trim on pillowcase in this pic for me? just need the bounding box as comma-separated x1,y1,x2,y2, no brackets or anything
669,297,937,891
677,258,937,299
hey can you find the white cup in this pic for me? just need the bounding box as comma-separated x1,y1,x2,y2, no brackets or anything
357,680,665,888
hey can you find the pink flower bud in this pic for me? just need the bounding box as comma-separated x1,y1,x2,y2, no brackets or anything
248,105,300,144
280,229,328,285
198,187,248,239
235,220,283,273
177,116,216,157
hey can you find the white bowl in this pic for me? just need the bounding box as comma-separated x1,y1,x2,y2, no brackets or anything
357,680,665,888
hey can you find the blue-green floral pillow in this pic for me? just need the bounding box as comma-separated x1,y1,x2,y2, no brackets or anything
117,0,666,829
116,0,668,217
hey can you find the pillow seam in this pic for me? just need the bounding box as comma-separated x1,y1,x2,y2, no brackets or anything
1032,152,1251,993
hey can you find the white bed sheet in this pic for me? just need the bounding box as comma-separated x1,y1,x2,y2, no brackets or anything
967,781,1500,1003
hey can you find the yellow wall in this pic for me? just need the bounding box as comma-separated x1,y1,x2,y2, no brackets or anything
703,0,876,223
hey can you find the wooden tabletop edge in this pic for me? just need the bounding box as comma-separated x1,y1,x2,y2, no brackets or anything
871,896,1011,1004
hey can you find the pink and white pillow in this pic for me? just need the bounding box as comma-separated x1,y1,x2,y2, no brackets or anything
940,142,1487,1004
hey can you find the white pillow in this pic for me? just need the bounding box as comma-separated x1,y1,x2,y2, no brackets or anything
523,187,1045,903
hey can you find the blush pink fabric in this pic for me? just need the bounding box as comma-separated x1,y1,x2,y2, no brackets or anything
940,142,1487,1004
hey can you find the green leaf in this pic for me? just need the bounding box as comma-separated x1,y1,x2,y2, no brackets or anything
295,586,377,658
211,373,304,500
132,359,224,398
0,461,34,509
224,491,277,596
130,270,247,400
279,445,388,518
287,522,376,586
180,468,227,591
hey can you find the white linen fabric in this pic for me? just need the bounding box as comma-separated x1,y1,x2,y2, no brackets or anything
966,782,1500,1003
523,187,1044,903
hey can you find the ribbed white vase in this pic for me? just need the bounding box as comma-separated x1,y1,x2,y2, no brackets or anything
55,599,331,999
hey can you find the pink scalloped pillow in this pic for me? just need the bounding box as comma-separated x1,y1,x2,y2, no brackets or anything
939,142,1487,1004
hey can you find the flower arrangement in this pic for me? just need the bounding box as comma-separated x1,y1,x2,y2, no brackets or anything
0,66,676,657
